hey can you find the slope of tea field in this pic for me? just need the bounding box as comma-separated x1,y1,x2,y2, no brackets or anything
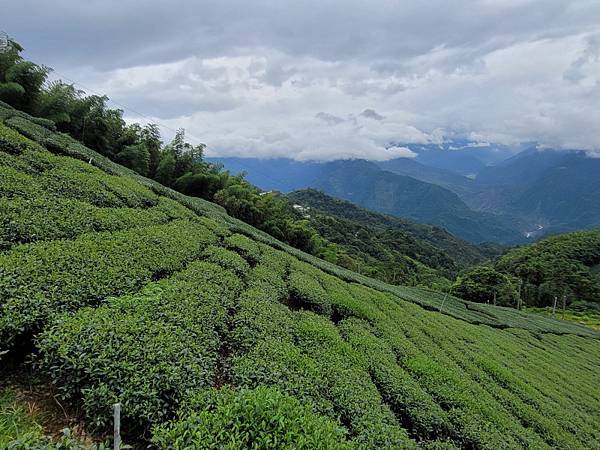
0,101,599,449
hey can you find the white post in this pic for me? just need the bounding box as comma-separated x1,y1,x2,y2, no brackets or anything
114,403,121,450
552,296,557,317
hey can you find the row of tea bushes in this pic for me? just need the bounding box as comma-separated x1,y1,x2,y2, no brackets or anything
152,386,354,449
37,261,242,430
0,196,195,249
0,219,218,350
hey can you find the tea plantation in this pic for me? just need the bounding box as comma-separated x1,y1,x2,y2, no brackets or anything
1,101,599,449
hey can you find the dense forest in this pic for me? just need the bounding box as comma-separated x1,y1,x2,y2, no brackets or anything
287,189,499,288
452,230,600,310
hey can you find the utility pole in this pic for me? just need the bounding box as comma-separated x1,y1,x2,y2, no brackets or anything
552,296,558,317
517,279,523,310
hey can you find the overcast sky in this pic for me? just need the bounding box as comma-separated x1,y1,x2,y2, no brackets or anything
4,0,600,160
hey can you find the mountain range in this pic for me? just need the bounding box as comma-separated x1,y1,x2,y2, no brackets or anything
210,143,600,245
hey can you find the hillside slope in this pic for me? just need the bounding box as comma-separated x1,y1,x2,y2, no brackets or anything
376,157,478,197
311,160,525,244
495,229,600,307
469,149,600,235
286,189,496,287
1,102,599,449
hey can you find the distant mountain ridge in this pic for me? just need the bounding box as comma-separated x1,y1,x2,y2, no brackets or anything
287,188,497,269
469,149,600,235
210,156,527,244
376,157,477,196
211,144,600,244
308,159,525,244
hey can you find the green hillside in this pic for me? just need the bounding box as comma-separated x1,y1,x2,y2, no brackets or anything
287,189,497,287
495,230,600,305
1,103,599,449
311,159,525,244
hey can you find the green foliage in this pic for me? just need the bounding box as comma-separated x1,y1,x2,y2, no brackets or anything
115,142,149,176
0,389,44,449
37,261,241,431
525,306,600,331
287,189,495,288
0,39,49,112
0,196,194,249
494,230,600,306
451,266,518,306
152,386,353,449
0,219,217,350
202,245,250,277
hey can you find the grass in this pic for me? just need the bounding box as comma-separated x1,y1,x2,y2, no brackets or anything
0,388,45,448
526,307,600,331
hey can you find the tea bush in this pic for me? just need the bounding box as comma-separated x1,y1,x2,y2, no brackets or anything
0,197,194,248
0,219,217,349
152,386,353,450
37,261,242,430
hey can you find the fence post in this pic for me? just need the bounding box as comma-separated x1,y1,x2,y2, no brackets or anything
439,293,448,312
114,403,121,450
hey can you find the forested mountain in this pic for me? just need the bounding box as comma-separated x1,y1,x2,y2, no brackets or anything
467,149,600,235
376,157,477,196
309,160,525,244
505,152,600,233
399,140,517,175
1,93,599,450
286,189,503,288
288,189,495,267
452,229,600,310
212,157,527,244
474,147,569,187
207,157,323,192
213,143,600,244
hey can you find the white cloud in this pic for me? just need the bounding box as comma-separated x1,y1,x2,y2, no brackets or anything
5,0,600,158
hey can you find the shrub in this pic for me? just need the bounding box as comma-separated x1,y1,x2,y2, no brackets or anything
202,246,250,278
224,233,263,265
0,196,194,248
287,264,332,316
37,261,241,431
152,386,353,450
0,220,217,350
451,266,518,306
